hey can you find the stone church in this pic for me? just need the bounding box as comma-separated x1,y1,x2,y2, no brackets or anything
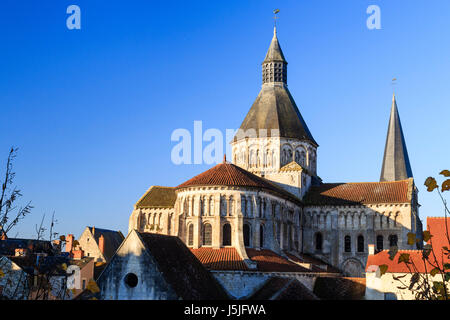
128,26,422,281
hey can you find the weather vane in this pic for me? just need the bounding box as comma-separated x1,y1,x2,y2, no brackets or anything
392,77,397,94
273,9,280,27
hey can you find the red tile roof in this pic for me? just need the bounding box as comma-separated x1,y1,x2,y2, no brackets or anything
190,247,249,271
304,179,412,205
246,249,312,272
366,217,450,274
177,162,301,204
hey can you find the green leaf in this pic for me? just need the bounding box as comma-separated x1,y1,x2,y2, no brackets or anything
398,253,410,263
430,267,440,277
423,230,433,242
440,170,450,177
379,264,388,276
407,232,416,245
425,177,438,192
409,273,420,290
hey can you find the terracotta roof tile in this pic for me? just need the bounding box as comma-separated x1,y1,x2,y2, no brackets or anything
190,247,249,271
246,249,312,272
304,179,412,205
177,162,301,204
366,217,450,274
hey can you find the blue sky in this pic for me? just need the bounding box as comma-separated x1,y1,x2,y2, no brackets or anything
0,0,449,239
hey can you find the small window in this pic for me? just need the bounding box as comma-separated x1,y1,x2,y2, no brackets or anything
188,224,194,246
357,235,364,253
259,225,264,248
315,233,323,251
124,273,138,288
243,224,251,247
344,235,351,252
203,224,212,246
389,235,398,247
82,279,86,290
223,224,232,246
377,235,384,251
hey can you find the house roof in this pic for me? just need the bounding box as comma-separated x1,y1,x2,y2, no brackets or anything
303,179,413,206
87,227,124,262
313,277,366,300
366,217,450,274
246,249,313,273
0,238,53,256
138,233,229,300
249,277,319,300
135,186,177,209
9,255,69,275
177,161,302,204
190,247,249,271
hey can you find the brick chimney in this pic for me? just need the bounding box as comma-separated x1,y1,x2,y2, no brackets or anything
66,234,74,253
71,249,84,259
368,244,375,255
99,234,105,255
0,232,7,240
92,226,95,236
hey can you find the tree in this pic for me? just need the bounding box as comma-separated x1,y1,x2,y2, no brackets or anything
381,170,450,300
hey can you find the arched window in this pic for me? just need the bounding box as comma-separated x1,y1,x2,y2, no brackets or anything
344,235,351,252
315,233,323,251
222,224,232,246
389,234,398,247
188,224,194,246
243,224,251,247
209,196,214,216
376,235,384,251
241,197,247,217
357,235,364,253
220,196,227,216
203,224,212,246
259,225,264,248
168,214,172,235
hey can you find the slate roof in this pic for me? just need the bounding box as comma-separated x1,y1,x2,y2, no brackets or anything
0,238,53,256
138,233,229,300
313,277,366,300
135,186,177,209
249,277,319,300
303,179,412,206
380,94,413,182
87,227,124,262
235,84,317,145
263,27,287,63
177,161,301,205
9,255,69,275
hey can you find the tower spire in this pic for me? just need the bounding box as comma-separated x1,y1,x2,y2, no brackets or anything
262,18,287,85
380,94,413,182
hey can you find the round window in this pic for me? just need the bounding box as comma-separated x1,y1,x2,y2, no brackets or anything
124,273,138,288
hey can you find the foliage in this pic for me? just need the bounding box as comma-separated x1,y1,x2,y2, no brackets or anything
383,171,450,300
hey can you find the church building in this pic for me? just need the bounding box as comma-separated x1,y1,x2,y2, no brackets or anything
128,26,422,281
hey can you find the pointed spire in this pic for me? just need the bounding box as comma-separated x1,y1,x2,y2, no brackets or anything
263,27,287,64
380,94,413,182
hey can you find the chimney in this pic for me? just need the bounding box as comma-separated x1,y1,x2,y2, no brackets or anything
0,232,7,240
66,234,74,253
71,249,84,259
92,226,95,236
368,244,375,255
99,234,105,254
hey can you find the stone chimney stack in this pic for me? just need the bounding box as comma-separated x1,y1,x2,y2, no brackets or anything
368,244,375,255
99,234,105,254
66,234,74,253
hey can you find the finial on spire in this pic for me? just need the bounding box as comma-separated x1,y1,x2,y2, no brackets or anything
223,154,227,163
392,77,397,95
273,9,280,29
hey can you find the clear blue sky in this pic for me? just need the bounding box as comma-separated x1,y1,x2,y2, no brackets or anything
1,1,449,239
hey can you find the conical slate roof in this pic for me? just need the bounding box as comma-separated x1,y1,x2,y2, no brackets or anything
237,84,317,144
380,94,413,182
263,27,287,64
235,27,317,145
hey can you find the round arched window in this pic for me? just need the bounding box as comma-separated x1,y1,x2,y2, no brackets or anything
124,273,138,288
